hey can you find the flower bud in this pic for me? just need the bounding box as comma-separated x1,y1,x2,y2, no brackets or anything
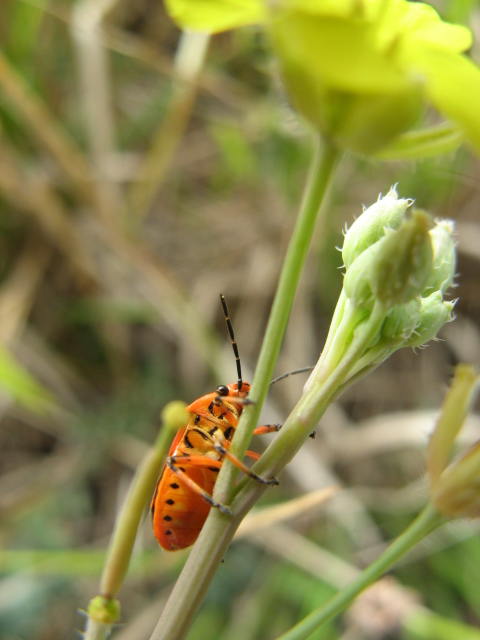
343,241,379,308
405,293,454,348
312,189,456,394
381,299,421,343
432,441,480,518
88,595,121,624
342,188,411,269
343,210,435,309
427,365,480,519
423,220,456,295
370,210,433,306
161,400,188,432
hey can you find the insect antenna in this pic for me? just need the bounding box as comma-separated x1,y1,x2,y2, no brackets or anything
269,367,315,386
220,293,243,391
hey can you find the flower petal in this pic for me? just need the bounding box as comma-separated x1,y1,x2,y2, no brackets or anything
398,3,472,53
165,0,265,33
270,11,408,94
410,49,480,154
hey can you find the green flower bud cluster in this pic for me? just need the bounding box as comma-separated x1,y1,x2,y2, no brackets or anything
305,187,455,390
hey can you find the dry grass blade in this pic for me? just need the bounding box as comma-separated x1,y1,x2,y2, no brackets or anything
128,31,210,218
0,446,82,518
248,523,359,589
236,486,339,538
0,50,101,212
0,237,51,345
0,143,97,283
71,0,123,215
326,410,480,463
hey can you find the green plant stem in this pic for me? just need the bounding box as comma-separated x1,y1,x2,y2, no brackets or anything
99,424,176,598
216,138,340,504
275,502,444,640
231,300,388,507
148,138,340,640
404,606,480,640
85,407,185,639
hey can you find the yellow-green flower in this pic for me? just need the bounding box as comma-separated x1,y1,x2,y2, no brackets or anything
165,0,480,156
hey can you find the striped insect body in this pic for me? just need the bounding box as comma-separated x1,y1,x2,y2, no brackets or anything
151,296,279,551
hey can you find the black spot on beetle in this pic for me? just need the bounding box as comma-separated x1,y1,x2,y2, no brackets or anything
170,483,180,489
166,530,172,536
166,499,174,505
164,515,172,521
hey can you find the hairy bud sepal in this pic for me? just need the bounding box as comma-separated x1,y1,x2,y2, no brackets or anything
305,189,456,393
371,210,433,307
342,188,410,269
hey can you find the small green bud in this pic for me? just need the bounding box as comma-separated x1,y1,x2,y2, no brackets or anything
370,210,433,306
343,241,379,308
88,595,121,625
342,188,411,269
424,220,456,295
381,298,421,343
406,292,454,348
161,401,188,433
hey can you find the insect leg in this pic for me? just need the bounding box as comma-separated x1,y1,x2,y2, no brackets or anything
213,443,279,486
167,456,232,516
253,423,282,435
253,424,315,438
213,395,254,407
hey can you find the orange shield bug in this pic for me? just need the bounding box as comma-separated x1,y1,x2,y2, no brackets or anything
151,294,281,551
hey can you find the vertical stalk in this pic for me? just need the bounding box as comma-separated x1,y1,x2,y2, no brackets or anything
215,138,340,503
148,138,340,640
232,301,388,496
84,402,186,640
99,418,182,599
